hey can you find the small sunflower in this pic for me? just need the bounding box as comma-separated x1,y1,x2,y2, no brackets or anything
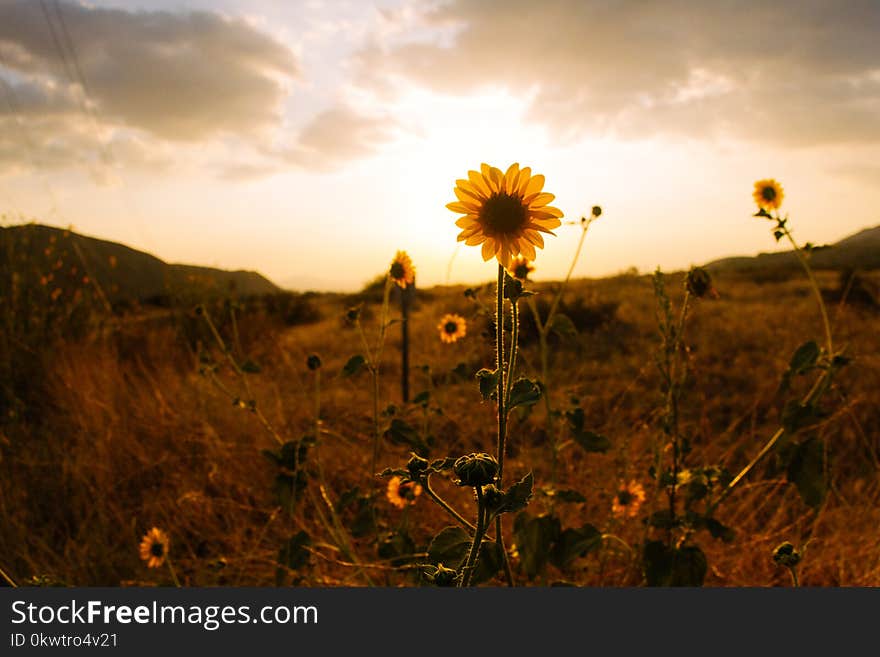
386,476,422,509
611,480,646,519
509,255,534,281
447,163,563,269
389,250,415,289
139,527,169,569
753,179,784,211
438,313,467,343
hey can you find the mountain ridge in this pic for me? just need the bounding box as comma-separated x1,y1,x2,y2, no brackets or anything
0,223,280,305
705,224,880,272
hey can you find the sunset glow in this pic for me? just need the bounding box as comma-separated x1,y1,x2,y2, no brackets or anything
1,0,878,290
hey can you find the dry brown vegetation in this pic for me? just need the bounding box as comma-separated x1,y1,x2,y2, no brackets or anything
1,268,879,587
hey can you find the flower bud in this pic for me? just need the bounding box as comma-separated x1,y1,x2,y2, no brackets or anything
453,453,498,487
772,542,802,569
306,354,322,370
407,454,430,479
425,563,458,587
685,266,713,298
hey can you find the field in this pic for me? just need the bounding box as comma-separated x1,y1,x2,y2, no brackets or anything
2,260,878,587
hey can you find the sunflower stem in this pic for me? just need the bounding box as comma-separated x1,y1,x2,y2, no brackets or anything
494,264,515,586
165,555,182,588
424,476,476,532
504,298,520,408
496,264,507,483
781,224,834,356
401,285,410,403
369,277,393,481
460,486,486,587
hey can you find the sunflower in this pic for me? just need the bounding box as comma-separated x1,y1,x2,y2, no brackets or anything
139,527,169,569
447,163,563,269
611,480,646,519
753,179,784,211
389,250,415,289
386,476,422,509
437,313,467,343
509,255,534,281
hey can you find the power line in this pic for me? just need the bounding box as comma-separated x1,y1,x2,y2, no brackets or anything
38,0,156,254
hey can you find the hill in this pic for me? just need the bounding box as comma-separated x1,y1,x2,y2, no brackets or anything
705,225,880,273
0,223,279,307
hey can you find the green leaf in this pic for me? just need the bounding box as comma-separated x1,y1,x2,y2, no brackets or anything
241,359,261,373
426,526,501,585
384,418,429,455
540,488,587,504
671,545,708,586
572,430,611,453
782,401,819,434
412,390,430,406
549,313,578,339
789,341,820,374
647,509,678,530
497,472,534,515
427,526,471,566
451,362,471,379
786,436,827,509
342,354,366,377
513,512,561,580
643,541,707,586
565,408,611,453
476,368,499,401
550,524,601,570
429,457,456,472
643,540,674,586
704,517,736,543
508,378,542,410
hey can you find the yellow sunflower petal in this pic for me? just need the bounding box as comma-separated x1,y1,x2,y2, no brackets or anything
504,163,520,193
468,169,492,196
446,201,477,214
481,239,496,260
530,208,563,220
520,240,537,261
525,174,545,196
487,165,504,193
530,211,563,223
455,182,486,204
523,229,544,248
455,216,478,228
514,167,532,195
480,164,496,193
525,191,555,207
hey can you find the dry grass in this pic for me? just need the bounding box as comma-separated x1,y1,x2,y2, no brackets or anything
1,269,878,586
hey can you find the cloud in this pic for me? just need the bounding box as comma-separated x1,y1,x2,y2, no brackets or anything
360,0,880,146
291,106,396,164
0,1,399,178
0,0,297,140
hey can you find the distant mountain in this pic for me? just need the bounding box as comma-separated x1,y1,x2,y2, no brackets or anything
706,225,880,272
0,223,280,307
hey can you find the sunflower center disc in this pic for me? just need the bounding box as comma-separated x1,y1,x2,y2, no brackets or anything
390,262,405,279
444,322,457,334
763,187,776,201
480,193,527,235
151,543,164,557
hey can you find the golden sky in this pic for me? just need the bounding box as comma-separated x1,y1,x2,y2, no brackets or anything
1,0,879,290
